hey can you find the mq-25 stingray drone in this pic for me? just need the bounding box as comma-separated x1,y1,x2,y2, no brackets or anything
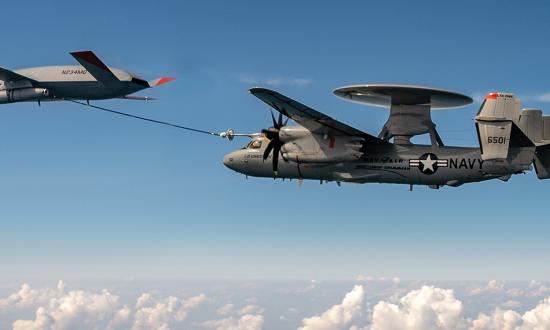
222,85,550,189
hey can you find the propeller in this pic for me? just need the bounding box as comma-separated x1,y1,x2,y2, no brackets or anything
262,112,288,175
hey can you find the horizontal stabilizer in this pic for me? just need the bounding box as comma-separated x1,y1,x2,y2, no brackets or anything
70,50,120,85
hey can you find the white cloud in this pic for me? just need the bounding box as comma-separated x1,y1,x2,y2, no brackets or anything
0,282,207,330
526,280,550,297
203,303,264,330
470,308,521,330
520,297,550,329
7,280,550,330
132,293,208,329
298,285,365,330
202,313,264,330
468,280,505,295
506,288,525,298
12,286,129,330
371,286,464,330
217,304,235,316
297,283,550,330
471,297,550,329
356,275,401,285
237,304,264,315
533,92,550,102
0,281,65,310
501,300,522,309
236,75,312,87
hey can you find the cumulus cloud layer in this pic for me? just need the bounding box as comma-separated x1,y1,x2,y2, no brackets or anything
132,292,208,329
202,303,265,330
299,284,550,330
3,280,550,329
299,285,365,330
0,281,207,330
371,286,464,330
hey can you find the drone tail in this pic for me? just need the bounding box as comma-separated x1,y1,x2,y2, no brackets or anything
148,77,176,87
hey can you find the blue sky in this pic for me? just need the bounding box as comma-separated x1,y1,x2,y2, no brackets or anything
1,0,550,284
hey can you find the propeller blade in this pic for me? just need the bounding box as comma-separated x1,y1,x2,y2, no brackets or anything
277,113,283,128
283,117,289,126
272,141,281,174
271,112,278,128
263,139,275,161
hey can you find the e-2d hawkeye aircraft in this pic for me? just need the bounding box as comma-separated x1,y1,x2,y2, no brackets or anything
222,85,550,189
0,51,174,105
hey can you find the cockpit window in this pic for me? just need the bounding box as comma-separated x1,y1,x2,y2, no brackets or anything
247,140,262,149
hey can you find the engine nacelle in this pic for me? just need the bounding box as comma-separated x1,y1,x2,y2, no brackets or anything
279,126,312,143
281,135,364,163
0,88,50,104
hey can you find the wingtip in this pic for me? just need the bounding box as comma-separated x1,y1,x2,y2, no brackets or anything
249,87,271,94
70,50,92,56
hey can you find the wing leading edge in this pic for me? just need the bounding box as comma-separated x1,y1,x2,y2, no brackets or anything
249,87,389,145
0,67,37,88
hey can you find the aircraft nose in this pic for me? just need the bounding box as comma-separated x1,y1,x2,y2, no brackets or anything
223,152,237,170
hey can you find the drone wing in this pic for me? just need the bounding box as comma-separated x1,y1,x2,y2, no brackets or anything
0,67,38,88
249,87,388,145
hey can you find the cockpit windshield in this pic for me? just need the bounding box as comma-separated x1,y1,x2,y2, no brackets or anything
247,140,262,149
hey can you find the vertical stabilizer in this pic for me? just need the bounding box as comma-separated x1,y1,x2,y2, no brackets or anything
518,109,543,143
544,116,550,141
475,92,521,160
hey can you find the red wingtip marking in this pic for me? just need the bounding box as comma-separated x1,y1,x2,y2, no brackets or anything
485,92,499,100
71,51,110,72
155,77,176,86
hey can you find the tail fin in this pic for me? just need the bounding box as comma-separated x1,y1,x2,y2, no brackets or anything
534,144,550,179
148,77,175,87
530,113,550,178
475,92,530,160
70,51,120,85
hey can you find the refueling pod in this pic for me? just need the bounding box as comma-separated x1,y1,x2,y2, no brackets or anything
0,88,50,104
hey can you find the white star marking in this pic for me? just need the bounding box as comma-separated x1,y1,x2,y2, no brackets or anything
420,154,437,172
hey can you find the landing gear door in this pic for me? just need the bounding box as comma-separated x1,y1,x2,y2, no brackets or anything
476,121,512,160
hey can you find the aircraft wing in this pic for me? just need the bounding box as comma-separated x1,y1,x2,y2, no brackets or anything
0,67,38,86
70,51,120,85
249,87,388,145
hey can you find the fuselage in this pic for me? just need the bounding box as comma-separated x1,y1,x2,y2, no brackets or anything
223,140,525,187
0,65,146,101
